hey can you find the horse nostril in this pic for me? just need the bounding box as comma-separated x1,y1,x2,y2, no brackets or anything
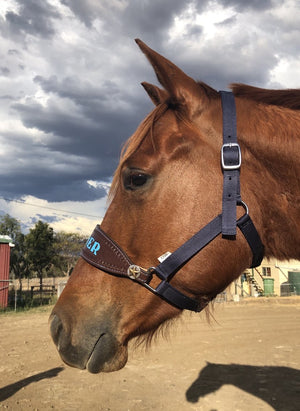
50,314,63,346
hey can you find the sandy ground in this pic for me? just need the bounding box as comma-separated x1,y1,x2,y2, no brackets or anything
0,297,299,411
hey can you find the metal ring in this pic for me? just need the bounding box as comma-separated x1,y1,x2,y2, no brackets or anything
239,200,249,215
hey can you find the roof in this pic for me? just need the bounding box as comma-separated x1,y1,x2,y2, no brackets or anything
0,235,14,246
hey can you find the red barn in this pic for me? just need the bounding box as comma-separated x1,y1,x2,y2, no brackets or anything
0,235,13,308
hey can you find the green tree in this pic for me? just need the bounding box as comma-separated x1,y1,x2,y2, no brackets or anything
0,214,29,292
0,213,21,242
25,220,56,289
10,231,30,294
54,231,86,276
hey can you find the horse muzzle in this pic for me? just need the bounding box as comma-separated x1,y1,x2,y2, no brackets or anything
49,310,128,373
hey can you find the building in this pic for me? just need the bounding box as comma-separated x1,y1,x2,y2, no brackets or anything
240,258,300,298
0,235,14,308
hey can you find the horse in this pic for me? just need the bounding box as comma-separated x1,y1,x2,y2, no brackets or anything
50,39,300,374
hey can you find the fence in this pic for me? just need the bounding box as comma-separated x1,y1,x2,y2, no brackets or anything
4,277,68,310
280,281,300,297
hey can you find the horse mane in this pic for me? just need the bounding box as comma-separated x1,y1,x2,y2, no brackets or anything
231,83,300,110
109,82,300,200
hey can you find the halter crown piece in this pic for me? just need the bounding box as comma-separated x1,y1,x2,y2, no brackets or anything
81,92,264,312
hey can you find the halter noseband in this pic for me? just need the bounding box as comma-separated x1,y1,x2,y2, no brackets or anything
81,92,264,312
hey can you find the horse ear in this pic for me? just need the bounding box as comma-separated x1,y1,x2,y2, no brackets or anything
141,82,169,106
135,39,211,118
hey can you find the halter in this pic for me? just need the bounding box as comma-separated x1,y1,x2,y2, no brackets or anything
81,92,264,312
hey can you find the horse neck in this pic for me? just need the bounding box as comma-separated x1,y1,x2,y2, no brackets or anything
237,101,300,261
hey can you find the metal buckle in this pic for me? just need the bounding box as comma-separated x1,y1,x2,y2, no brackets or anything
127,265,142,279
127,265,153,283
221,143,241,170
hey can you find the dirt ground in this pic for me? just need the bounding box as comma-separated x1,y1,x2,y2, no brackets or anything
0,297,299,411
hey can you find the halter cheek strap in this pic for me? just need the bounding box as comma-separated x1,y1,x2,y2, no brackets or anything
220,91,241,236
81,211,263,312
80,91,264,313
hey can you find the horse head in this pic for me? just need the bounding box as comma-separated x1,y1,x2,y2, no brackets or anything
49,40,300,374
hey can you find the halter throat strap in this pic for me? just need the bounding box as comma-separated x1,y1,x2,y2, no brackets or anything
81,91,264,312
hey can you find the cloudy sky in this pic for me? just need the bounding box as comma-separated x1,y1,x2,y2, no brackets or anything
0,0,299,234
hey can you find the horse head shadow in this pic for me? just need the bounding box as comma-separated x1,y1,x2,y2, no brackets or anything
186,362,300,411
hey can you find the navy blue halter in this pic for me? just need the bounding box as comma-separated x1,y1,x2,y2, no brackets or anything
81,92,264,312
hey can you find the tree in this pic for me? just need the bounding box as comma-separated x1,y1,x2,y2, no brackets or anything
10,231,30,293
0,214,21,243
54,231,86,276
25,221,56,289
0,214,29,292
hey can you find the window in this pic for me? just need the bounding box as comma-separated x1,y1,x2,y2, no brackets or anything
262,267,271,276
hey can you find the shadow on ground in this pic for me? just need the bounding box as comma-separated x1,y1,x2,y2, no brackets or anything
186,362,300,411
0,367,64,401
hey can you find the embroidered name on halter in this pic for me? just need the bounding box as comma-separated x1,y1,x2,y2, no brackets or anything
86,236,101,255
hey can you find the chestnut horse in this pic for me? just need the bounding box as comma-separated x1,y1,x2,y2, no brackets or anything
50,40,300,374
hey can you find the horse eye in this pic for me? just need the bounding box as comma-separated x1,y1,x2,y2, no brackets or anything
124,171,150,190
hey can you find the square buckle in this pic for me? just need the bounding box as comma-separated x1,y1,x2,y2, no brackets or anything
221,143,241,170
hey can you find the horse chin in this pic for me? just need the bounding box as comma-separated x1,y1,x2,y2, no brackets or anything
86,333,128,373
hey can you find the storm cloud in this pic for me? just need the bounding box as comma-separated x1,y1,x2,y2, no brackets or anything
0,0,299,231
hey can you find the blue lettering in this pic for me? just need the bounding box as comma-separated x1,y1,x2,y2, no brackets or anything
90,241,100,255
86,236,100,255
86,236,94,250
